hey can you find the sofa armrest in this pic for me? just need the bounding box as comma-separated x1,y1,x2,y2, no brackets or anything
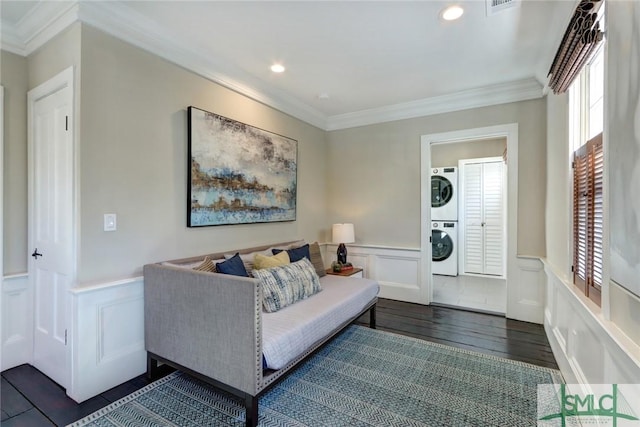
144,264,262,395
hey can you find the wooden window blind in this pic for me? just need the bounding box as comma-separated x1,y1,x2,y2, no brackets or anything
573,132,603,305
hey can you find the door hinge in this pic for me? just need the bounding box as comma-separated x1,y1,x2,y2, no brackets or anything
429,236,432,243
65,329,68,345
65,116,69,131
571,161,575,169
571,265,574,273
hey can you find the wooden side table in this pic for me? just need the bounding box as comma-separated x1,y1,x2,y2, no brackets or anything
325,267,363,278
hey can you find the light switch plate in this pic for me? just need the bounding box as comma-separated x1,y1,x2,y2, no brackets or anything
104,213,117,231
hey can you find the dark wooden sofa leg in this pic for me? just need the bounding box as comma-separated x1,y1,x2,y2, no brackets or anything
370,304,377,329
147,353,158,380
245,394,258,427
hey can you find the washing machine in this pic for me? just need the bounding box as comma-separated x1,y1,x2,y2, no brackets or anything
432,221,458,276
431,166,458,221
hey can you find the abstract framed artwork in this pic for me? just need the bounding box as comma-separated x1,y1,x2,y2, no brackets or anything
187,106,297,227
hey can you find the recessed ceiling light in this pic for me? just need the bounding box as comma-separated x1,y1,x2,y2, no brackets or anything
442,5,464,21
270,64,285,73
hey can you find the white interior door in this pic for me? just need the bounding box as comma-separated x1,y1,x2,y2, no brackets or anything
461,158,505,277
463,163,484,273
29,68,74,388
482,162,504,276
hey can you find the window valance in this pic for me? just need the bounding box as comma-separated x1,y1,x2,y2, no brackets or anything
548,0,604,94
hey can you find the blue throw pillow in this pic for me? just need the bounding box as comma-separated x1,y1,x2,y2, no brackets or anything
216,253,249,277
272,244,310,263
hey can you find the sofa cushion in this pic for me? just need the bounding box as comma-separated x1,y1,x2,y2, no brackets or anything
253,251,290,270
224,249,271,276
216,253,249,277
272,243,310,263
253,258,322,313
193,256,216,273
308,242,327,277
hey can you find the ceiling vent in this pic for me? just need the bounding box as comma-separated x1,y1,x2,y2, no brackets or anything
486,0,520,16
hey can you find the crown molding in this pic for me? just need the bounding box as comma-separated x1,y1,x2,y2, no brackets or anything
0,21,24,55
78,1,328,130
1,2,79,56
325,78,545,131
1,1,545,131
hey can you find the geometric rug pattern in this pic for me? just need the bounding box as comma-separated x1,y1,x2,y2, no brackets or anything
70,325,563,426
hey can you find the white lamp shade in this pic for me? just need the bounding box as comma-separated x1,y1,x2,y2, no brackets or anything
332,223,355,244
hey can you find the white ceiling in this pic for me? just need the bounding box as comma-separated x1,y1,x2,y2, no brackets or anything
0,0,575,130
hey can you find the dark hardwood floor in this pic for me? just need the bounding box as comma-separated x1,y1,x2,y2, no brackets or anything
1,299,558,426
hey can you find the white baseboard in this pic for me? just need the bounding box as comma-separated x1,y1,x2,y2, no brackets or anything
1,274,32,371
68,277,146,402
543,261,640,386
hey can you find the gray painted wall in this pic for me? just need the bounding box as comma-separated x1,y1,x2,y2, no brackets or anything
1,51,28,275
2,24,328,284
326,99,547,256
545,92,570,279
77,26,328,283
606,0,640,344
431,138,505,167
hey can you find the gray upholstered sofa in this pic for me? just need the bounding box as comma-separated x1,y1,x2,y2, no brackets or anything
143,242,379,427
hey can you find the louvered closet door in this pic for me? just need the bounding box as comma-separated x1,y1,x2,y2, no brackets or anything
464,163,484,274
463,160,504,276
482,162,504,276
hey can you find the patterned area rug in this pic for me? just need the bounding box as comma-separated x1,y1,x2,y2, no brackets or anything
70,325,562,426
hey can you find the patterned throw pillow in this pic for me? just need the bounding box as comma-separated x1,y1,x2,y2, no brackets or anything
308,242,327,277
253,258,322,313
193,256,216,273
253,251,290,270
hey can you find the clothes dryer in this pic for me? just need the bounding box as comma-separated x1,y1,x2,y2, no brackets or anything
431,167,458,221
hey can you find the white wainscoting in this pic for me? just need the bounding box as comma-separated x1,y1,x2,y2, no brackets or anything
324,244,425,303
1,274,32,371
543,260,640,387
507,256,546,324
68,277,146,402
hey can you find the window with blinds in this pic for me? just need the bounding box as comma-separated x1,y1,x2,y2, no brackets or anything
573,132,603,305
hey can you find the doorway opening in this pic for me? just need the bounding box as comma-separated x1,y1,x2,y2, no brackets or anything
431,140,507,314
420,124,518,317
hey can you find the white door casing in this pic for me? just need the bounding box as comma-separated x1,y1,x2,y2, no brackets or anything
421,124,531,321
28,67,75,389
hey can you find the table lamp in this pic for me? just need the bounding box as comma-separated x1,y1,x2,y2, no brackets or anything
332,223,355,264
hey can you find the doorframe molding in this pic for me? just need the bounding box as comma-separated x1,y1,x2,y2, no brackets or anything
420,123,519,316
27,66,76,389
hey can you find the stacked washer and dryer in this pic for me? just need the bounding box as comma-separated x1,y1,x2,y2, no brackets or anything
431,167,458,276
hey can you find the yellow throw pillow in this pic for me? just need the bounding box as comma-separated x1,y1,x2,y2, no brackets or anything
253,251,290,270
